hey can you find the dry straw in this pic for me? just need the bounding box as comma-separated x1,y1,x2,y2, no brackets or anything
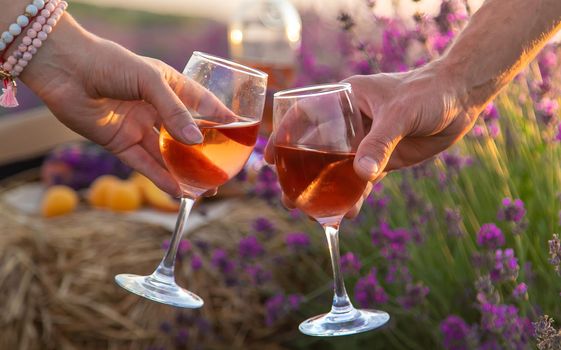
0,176,291,350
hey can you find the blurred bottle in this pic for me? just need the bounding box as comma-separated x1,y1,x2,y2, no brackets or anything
229,0,301,135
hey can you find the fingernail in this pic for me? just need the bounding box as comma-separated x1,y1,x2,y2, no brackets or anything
182,124,203,144
358,156,379,176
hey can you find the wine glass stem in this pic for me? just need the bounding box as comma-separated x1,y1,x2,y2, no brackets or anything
323,223,355,315
152,197,196,284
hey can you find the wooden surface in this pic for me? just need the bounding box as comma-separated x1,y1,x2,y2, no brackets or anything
0,107,83,166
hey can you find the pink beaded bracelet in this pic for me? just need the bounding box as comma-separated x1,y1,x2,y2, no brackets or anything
0,0,67,108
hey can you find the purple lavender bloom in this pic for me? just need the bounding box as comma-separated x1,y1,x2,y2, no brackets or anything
264,293,302,326
355,268,388,307
497,197,526,223
253,166,281,201
380,20,410,72
285,232,311,250
482,103,500,122
191,254,202,271
252,217,275,236
512,282,528,299
245,264,271,285
159,321,172,334
479,303,533,347
536,97,559,125
430,30,454,54
471,124,486,138
487,121,500,138
440,315,470,350
441,151,472,173
538,46,557,82
238,236,265,259
289,209,303,220
371,222,411,262
445,207,464,237
476,224,505,250
490,248,519,282
211,249,235,274
341,252,362,275
353,59,373,75
399,282,430,309
175,328,189,346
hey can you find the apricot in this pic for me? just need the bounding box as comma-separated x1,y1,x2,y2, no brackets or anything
88,175,120,208
41,185,79,218
129,173,179,212
106,181,142,212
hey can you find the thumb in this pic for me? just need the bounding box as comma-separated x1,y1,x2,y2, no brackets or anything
141,67,203,145
354,115,404,181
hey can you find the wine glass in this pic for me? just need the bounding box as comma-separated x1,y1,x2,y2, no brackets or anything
272,83,390,336
115,52,267,308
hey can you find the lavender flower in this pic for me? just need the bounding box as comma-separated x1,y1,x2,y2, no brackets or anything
548,234,561,276
253,166,280,201
399,282,430,309
479,303,532,347
245,264,271,285
441,151,472,173
497,198,526,223
440,315,470,350
512,283,528,300
482,103,500,122
265,293,302,326
341,252,362,275
238,236,265,259
476,224,505,250
490,248,519,282
536,97,559,125
371,222,411,262
355,268,388,307
175,328,189,346
252,217,275,237
211,249,235,275
285,232,311,250
445,207,464,237
191,254,202,271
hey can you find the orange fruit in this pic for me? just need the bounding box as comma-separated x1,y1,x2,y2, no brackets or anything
41,185,79,218
106,181,142,212
88,175,120,208
129,173,179,212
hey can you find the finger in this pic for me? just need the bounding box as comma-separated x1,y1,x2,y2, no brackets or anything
140,127,166,168
140,65,203,145
354,110,406,181
115,144,180,196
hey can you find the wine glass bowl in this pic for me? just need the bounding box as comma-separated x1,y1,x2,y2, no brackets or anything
115,52,267,308
273,83,390,336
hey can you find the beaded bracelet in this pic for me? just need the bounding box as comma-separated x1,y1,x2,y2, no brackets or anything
0,0,47,53
0,0,67,108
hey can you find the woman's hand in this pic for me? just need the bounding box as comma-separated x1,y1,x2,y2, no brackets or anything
19,14,230,196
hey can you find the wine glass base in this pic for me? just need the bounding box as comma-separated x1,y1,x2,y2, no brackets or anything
115,273,204,309
299,309,390,337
